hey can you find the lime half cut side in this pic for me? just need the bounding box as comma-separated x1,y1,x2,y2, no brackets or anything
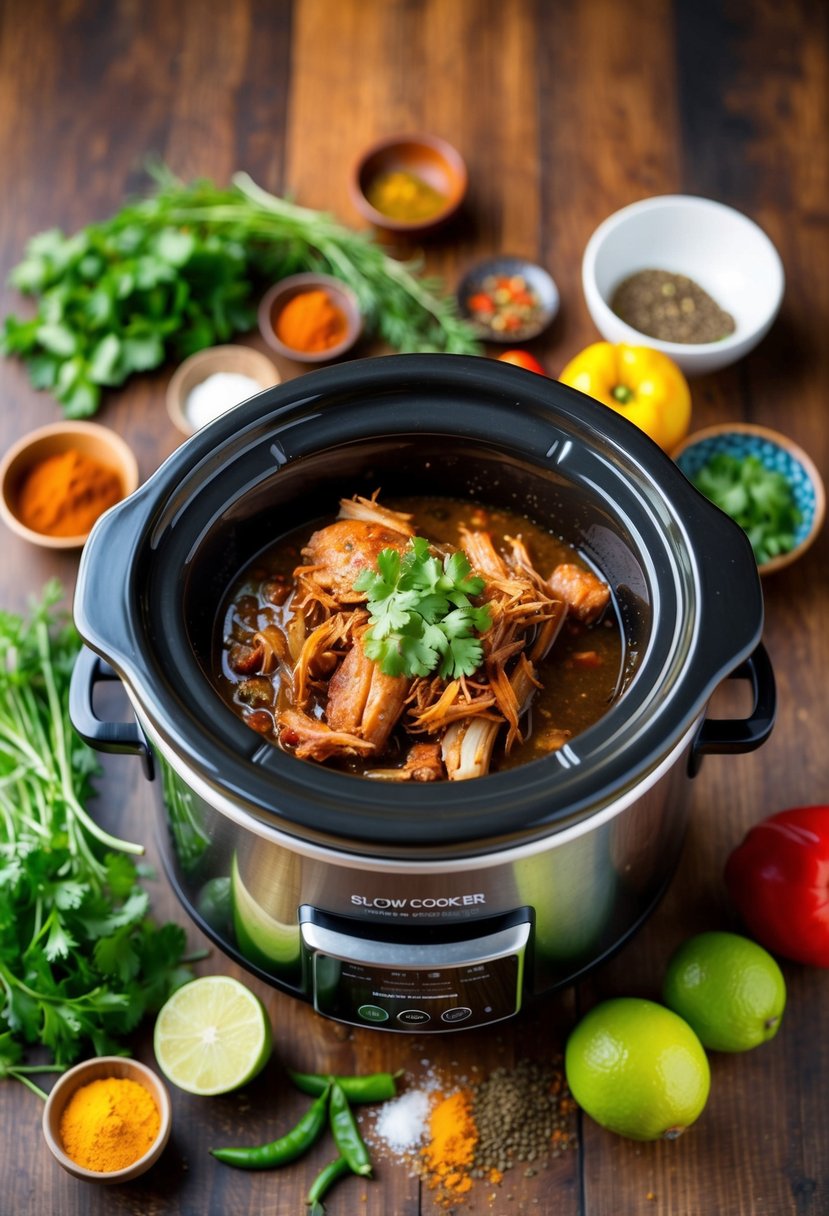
154,974,272,1095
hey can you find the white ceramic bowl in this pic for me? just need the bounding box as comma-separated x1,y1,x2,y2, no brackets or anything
582,195,785,376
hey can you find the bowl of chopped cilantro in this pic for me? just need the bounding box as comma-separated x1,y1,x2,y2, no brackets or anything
674,424,825,575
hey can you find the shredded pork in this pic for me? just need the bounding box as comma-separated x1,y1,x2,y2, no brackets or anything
226,492,611,781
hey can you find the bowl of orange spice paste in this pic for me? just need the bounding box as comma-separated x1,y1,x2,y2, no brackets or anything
0,420,139,549
258,272,362,364
42,1056,171,1182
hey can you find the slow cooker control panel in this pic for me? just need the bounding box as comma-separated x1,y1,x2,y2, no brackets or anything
299,907,531,1032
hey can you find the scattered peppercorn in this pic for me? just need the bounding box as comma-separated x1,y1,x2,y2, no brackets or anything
470,1059,574,1177
610,269,735,344
377,1058,575,1209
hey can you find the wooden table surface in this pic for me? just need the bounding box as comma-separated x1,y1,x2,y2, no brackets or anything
1,1,827,1213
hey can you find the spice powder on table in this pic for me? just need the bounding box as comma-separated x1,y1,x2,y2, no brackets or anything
407,1057,575,1209
610,268,736,344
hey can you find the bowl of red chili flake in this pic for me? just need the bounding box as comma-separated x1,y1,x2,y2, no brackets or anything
457,256,559,343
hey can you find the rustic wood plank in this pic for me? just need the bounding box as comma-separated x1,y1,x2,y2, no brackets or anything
284,0,542,299
574,2,829,1214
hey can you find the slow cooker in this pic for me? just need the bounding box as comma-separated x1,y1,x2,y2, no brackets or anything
70,355,775,1033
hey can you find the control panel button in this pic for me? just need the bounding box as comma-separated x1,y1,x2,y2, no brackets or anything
441,1006,472,1024
357,1004,389,1024
397,1009,431,1025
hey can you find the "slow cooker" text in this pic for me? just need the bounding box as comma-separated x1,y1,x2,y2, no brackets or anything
350,894,486,909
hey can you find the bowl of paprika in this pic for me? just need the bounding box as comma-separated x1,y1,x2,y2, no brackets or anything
0,421,139,550
258,273,362,365
42,1055,171,1183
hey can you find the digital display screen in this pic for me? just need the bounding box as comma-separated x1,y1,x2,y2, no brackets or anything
313,952,521,1030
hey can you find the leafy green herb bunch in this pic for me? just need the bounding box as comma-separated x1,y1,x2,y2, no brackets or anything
0,584,191,1094
1,169,480,417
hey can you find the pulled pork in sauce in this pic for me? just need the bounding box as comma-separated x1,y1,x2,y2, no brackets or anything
218,494,614,782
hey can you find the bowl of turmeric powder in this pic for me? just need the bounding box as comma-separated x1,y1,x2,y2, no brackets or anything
42,1056,171,1183
0,420,139,549
258,272,363,364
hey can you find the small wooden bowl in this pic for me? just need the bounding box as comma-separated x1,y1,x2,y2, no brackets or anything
258,273,362,364
673,423,825,576
166,344,279,436
0,421,139,549
42,1056,172,1184
350,132,467,234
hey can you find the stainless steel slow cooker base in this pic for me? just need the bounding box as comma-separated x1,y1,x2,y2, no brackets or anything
145,711,695,1033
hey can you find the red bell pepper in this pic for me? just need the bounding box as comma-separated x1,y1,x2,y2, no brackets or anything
724,805,829,967
496,350,546,375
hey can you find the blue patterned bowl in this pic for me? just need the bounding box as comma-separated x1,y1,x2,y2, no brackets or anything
673,424,825,575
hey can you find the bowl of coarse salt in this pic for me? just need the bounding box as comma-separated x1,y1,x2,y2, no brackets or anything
166,345,280,437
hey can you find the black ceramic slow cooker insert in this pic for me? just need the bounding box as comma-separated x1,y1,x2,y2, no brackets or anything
70,355,775,1032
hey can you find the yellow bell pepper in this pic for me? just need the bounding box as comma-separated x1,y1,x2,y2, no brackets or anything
558,342,691,452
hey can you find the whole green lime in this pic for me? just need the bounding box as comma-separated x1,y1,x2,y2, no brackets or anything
565,997,710,1141
663,930,786,1052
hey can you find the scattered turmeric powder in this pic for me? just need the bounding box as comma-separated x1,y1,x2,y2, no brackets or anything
421,1088,478,1205
274,288,348,353
17,448,122,538
380,1058,575,1208
59,1075,161,1173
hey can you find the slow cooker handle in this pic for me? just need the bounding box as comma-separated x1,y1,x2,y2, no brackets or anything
688,643,776,777
69,646,155,781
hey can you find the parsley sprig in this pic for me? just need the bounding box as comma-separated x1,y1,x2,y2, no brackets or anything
0,584,192,1091
354,537,492,679
691,453,802,565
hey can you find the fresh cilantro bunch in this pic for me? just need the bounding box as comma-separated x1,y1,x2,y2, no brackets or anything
354,537,492,679
692,453,802,565
1,221,260,417
1,169,480,417
0,583,191,1094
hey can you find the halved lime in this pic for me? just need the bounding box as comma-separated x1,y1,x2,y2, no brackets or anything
153,975,272,1095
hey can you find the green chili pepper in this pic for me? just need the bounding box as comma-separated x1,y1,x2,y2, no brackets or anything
210,1084,331,1170
306,1153,352,1215
329,1081,373,1177
289,1068,399,1103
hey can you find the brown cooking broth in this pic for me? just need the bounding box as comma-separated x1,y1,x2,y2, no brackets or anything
215,497,623,775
